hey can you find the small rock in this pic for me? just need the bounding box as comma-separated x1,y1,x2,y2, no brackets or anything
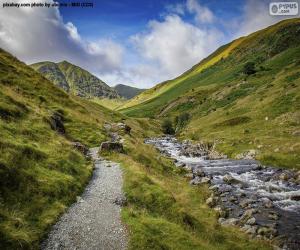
268,212,279,220
223,174,240,184
279,173,289,181
220,218,239,226
246,217,256,225
206,197,217,207
257,226,277,237
200,177,211,184
290,194,300,201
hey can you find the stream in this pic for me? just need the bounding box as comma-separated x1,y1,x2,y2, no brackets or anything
145,136,300,250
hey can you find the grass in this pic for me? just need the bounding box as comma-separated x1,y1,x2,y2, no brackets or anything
91,97,127,110
105,130,271,250
0,48,127,249
119,18,300,170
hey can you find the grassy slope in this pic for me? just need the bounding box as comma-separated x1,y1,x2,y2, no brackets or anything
119,18,300,169
0,48,126,249
91,97,127,110
0,47,271,250
106,128,271,250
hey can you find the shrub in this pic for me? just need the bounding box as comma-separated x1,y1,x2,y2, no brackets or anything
174,112,190,132
243,62,256,75
162,118,175,135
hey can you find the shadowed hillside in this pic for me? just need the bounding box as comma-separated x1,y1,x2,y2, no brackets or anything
31,61,118,99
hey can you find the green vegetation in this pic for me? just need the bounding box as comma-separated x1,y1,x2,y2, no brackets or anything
30,61,118,98
243,62,256,75
119,18,300,169
0,48,127,249
162,118,175,135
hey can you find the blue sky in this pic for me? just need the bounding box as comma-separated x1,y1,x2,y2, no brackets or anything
0,0,298,87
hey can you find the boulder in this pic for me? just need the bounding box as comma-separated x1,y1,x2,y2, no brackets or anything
223,174,240,185
99,141,124,153
246,217,256,225
200,177,211,184
71,142,89,155
49,112,65,134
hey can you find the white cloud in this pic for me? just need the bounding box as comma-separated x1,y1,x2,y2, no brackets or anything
186,0,215,24
235,0,295,37
130,14,223,82
0,0,124,76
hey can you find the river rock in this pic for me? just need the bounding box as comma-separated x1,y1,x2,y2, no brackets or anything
290,194,300,201
246,217,256,225
214,206,228,218
279,173,289,181
219,218,239,226
268,212,279,220
200,177,211,184
193,168,205,177
257,226,277,237
206,197,218,207
223,174,240,184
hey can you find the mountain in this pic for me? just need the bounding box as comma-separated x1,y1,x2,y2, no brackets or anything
114,84,146,99
119,18,300,168
30,61,119,98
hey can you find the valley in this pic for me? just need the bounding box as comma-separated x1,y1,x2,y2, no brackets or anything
0,17,299,250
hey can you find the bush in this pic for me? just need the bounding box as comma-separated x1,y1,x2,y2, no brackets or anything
162,119,175,135
174,112,190,132
243,62,256,75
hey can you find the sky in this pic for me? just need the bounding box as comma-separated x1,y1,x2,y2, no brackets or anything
0,0,298,88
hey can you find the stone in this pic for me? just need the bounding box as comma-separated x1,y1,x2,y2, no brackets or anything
240,209,255,223
214,206,228,218
262,198,273,208
268,212,279,220
193,168,205,177
206,197,217,207
200,177,211,184
184,173,193,180
49,112,65,134
99,141,124,153
223,174,240,184
290,194,300,201
220,218,239,226
245,226,257,235
229,196,237,202
246,217,256,225
279,172,289,181
71,142,89,155
257,226,277,237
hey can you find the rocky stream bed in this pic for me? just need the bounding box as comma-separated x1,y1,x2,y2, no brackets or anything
145,136,300,250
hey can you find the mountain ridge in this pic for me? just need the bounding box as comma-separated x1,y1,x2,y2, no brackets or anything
30,60,119,99
113,84,146,99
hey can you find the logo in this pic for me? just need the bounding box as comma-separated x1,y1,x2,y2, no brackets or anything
269,2,299,15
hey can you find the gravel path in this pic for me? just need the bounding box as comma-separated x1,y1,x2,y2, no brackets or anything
42,147,128,250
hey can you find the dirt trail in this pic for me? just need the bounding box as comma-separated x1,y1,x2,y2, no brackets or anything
42,147,127,250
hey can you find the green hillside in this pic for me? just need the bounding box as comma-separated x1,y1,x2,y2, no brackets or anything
0,48,127,248
30,61,118,98
114,84,146,99
0,48,271,250
119,18,300,169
